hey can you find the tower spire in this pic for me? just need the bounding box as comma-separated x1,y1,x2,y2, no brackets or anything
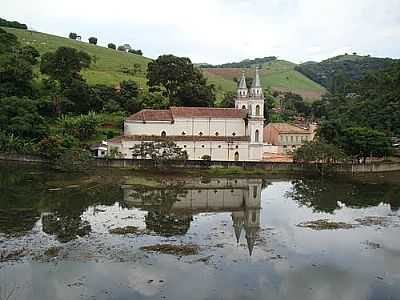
236,71,248,98
238,71,247,89
251,67,261,88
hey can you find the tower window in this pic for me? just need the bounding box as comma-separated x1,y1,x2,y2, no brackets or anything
255,129,259,142
182,131,186,136
232,132,236,136
218,145,221,148
199,132,203,136
215,132,219,136
235,145,239,149
201,145,205,148
242,105,246,109
256,105,260,116
161,131,166,137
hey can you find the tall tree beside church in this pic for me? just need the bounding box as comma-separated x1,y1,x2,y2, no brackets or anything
147,55,215,107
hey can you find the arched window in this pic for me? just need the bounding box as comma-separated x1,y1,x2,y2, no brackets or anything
242,105,246,109
182,131,186,136
234,152,239,161
161,131,166,137
199,132,203,136
255,129,259,142
232,132,236,136
253,186,257,198
215,132,219,136
256,105,260,116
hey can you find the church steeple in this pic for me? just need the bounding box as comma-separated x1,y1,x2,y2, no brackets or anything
237,71,248,98
250,67,263,98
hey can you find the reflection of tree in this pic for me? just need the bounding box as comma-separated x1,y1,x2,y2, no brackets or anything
287,178,400,213
42,213,91,242
0,208,40,236
40,185,121,242
146,212,192,236
127,184,191,236
0,163,123,241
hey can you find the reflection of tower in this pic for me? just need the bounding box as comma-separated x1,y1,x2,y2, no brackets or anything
232,210,245,243
231,180,262,255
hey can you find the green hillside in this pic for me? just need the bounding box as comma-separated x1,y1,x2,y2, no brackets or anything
4,27,326,102
295,54,396,93
202,60,327,102
2,27,152,87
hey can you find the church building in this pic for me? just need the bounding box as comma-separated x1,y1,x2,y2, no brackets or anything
108,68,266,161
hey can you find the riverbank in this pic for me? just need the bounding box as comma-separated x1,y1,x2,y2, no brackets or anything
2,153,400,175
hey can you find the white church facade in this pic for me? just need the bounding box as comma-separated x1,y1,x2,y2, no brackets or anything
108,68,266,161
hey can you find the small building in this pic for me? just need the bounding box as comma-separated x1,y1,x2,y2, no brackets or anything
90,141,108,158
263,123,316,154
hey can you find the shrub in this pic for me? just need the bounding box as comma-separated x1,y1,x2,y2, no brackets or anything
58,112,103,140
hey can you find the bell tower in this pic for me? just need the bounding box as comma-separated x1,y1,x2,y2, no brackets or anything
235,71,249,110
247,67,265,161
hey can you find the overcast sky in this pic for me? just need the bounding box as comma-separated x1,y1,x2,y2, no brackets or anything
2,0,400,64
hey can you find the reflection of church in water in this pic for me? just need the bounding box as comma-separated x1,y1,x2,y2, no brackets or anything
123,178,262,255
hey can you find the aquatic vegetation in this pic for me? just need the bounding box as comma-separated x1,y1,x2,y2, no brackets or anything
109,226,144,235
297,219,355,230
140,244,200,256
44,246,62,257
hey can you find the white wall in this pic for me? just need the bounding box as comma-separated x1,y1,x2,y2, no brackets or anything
109,139,253,161
124,118,246,137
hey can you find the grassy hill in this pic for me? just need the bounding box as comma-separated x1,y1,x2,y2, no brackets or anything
3,27,152,87
4,27,326,102
203,60,327,102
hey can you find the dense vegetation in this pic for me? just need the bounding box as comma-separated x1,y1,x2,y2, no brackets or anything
199,56,277,68
293,61,400,165
0,27,216,165
0,17,27,29
295,54,395,93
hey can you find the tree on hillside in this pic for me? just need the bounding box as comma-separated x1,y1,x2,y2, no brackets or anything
128,49,143,55
40,47,91,87
88,37,98,45
107,43,116,50
40,47,92,113
69,32,78,40
0,28,19,53
0,18,27,29
123,44,132,51
119,80,141,113
147,55,215,107
0,29,39,98
117,45,126,52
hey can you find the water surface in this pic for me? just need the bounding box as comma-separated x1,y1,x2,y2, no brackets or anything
1,163,400,300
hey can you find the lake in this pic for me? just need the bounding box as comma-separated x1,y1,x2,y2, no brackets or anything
1,162,400,300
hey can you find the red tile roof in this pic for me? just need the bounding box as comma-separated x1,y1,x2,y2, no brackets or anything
265,123,311,134
170,107,248,119
126,107,247,122
126,109,173,122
